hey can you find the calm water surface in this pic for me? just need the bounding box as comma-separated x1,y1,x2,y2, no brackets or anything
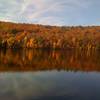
0,49,100,100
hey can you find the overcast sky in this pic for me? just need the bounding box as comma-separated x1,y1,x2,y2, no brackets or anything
0,0,100,26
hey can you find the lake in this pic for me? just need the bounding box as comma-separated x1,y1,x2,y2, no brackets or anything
0,49,100,100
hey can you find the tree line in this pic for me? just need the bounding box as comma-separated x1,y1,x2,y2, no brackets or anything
0,21,100,50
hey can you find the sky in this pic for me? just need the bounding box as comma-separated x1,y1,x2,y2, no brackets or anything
0,0,100,26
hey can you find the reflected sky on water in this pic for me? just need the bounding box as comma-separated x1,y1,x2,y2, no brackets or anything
0,49,100,100
0,71,100,100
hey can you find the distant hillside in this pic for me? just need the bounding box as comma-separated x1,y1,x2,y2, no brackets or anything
0,21,63,34
0,21,100,35
0,21,100,50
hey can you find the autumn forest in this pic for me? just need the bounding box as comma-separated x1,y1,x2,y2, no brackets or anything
0,21,100,51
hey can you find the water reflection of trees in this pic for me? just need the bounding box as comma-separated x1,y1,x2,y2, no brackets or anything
0,49,100,72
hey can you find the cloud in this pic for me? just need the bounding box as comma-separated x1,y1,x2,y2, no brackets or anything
36,16,65,26
0,0,99,25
